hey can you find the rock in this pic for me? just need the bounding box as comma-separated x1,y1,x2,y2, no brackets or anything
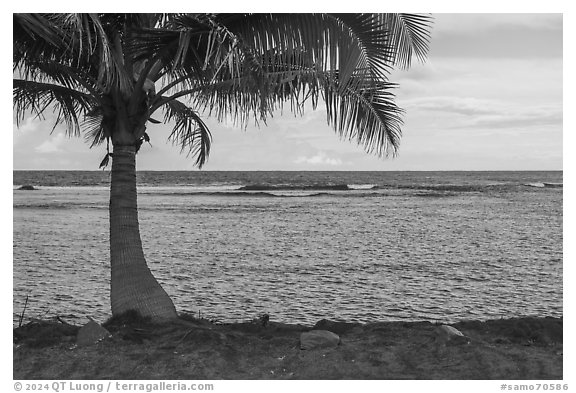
525,183,545,188
17,185,36,190
251,313,270,327
434,325,470,346
259,314,270,327
543,182,563,188
300,330,340,350
313,319,361,334
76,320,111,347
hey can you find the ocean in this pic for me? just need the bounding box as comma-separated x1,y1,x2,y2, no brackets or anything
12,170,563,326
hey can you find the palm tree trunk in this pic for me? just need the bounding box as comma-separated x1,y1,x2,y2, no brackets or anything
109,144,178,319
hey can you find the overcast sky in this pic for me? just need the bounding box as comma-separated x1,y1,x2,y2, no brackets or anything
12,13,564,171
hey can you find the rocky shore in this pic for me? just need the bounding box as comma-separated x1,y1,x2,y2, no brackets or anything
13,313,562,380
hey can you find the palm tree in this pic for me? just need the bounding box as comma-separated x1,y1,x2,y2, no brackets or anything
13,13,433,321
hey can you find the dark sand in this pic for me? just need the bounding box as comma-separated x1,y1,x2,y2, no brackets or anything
13,314,562,380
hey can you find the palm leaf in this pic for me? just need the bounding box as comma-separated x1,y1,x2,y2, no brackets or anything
161,99,212,168
323,75,403,156
13,14,64,51
82,106,106,148
15,13,133,96
13,79,96,137
15,57,98,98
147,13,430,159
59,13,133,95
14,13,433,168
381,13,433,69
215,14,391,80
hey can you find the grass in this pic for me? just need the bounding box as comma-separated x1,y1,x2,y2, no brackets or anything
13,313,563,380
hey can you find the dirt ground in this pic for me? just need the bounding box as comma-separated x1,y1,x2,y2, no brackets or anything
13,313,563,380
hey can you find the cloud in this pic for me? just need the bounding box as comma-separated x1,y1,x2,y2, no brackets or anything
429,14,562,59
294,151,343,166
467,111,563,130
13,117,42,146
405,96,500,116
13,117,40,133
405,95,562,131
34,133,66,153
432,14,562,35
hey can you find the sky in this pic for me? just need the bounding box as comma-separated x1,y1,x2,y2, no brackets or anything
11,13,564,171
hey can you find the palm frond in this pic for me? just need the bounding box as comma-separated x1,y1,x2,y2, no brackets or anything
126,15,215,82
15,13,133,96
323,75,403,156
82,106,106,147
216,15,389,82
13,79,96,137
13,14,64,49
186,67,321,127
15,57,98,98
14,13,433,165
161,99,212,168
380,13,433,69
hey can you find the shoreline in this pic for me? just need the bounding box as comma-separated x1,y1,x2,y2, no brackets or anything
13,314,562,380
